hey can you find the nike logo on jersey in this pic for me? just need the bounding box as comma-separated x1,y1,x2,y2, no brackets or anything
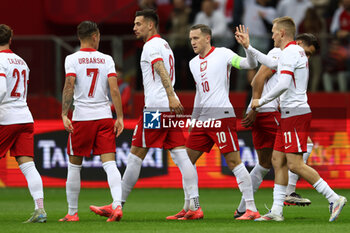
285,145,292,149
219,145,227,149
201,73,206,78
132,138,136,141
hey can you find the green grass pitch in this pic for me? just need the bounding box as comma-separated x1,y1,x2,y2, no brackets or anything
0,188,349,233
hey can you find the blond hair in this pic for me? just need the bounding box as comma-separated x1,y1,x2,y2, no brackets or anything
273,16,296,38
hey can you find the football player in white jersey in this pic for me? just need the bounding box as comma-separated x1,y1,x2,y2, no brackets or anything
235,34,321,218
90,10,200,220
59,21,124,222
236,17,347,222
0,24,47,223
171,23,261,220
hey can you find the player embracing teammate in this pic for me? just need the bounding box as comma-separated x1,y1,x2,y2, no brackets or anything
235,17,347,222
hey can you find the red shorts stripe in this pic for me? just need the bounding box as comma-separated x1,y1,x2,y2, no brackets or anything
0,123,34,158
67,118,116,156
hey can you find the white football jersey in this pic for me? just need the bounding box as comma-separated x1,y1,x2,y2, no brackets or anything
65,48,116,121
0,49,33,125
140,35,178,111
247,48,280,113
278,42,311,118
190,47,236,121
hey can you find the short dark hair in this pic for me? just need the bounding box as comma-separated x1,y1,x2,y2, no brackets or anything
77,21,99,40
135,9,159,28
0,24,13,46
190,24,212,37
295,33,320,52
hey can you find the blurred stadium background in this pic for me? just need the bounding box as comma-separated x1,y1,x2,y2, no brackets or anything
0,0,349,191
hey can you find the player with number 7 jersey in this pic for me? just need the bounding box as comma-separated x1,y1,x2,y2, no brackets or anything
60,21,124,222
64,48,116,121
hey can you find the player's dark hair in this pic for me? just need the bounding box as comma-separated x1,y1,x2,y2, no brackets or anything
0,24,13,46
135,9,159,28
77,21,99,40
190,24,212,37
295,33,320,52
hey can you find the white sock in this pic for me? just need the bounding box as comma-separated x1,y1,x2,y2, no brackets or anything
183,176,190,211
304,143,313,163
19,161,44,210
271,184,286,216
103,161,122,209
66,162,82,215
286,171,298,195
232,163,257,212
313,178,339,203
170,149,199,210
237,163,269,212
121,153,143,203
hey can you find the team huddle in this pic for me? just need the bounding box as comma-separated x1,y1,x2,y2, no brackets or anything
0,9,347,223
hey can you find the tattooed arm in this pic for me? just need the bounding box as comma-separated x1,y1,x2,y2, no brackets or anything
61,75,75,133
153,60,184,114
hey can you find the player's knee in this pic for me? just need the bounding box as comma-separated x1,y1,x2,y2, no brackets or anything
272,156,286,171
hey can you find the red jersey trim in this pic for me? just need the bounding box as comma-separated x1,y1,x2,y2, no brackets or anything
284,41,296,49
147,34,161,42
271,69,276,74
281,70,296,88
151,58,163,65
66,73,77,78
0,73,6,77
200,47,215,59
108,73,117,78
0,49,13,53
80,48,97,52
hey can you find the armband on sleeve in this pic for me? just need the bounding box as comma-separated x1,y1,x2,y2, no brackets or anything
231,55,242,69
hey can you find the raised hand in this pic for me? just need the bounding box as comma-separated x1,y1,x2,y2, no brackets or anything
235,24,250,49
